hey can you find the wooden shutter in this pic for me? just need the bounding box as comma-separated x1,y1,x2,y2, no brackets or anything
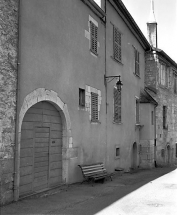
113,27,121,62
114,88,121,123
91,92,98,121
174,74,177,93
135,49,140,76
176,144,177,158
90,21,98,55
163,106,167,129
136,99,140,124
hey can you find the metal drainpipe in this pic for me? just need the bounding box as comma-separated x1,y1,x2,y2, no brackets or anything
14,0,21,202
104,0,108,167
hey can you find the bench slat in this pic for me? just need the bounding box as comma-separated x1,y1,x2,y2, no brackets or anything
78,163,112,183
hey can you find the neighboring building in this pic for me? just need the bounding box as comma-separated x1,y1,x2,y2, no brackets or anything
0,0,159,204
0,0,19,204
105,0,155,171
145,0,177,166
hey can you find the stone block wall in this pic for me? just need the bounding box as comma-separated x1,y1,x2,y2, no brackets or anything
145,52,158,90
0,0,18,205
139,140,154,168
145,51,177,166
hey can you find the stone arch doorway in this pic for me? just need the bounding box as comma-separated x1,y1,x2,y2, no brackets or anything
167,145,170,164
15,88,72,201
132,142,138,169
19,101,63,197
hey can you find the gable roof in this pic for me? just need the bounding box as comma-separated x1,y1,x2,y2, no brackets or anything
140,88,158,106
152,47,177,68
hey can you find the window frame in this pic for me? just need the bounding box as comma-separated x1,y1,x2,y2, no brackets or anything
163,105,167,129
90,21,98,55
79,88,85,107
151,110,154,125
134,48,140,77
91,92,99,122
174,72,177,94
135,98,140,124
113,26,122,63
113,87,121,123
159,63,169,87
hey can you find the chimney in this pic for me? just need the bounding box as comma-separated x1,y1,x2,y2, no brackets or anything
147,0,157,48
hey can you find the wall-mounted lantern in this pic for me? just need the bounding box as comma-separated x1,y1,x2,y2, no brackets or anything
104,75,123,91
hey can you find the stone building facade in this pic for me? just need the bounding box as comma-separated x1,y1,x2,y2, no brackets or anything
0,0,19,204
145,50,177,166
145,0,177,166
2,0,175,205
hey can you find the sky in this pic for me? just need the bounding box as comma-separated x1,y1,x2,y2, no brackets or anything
121,0,177,63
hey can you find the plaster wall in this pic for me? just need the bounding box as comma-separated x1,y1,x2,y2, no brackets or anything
18,0,106,184
105,2,146,171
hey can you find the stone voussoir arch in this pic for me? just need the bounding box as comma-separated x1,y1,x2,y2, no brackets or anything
15,88,72,200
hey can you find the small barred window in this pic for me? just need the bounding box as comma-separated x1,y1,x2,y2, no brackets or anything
114,88,121,123
91,92,98,122
90,21,98,55
113,26,121,62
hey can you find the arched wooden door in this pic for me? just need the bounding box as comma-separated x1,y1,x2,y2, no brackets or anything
19,102,62,197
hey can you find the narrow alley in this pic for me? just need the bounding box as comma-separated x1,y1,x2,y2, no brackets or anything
1,167,176,215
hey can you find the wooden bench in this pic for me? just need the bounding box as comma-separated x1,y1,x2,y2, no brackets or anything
78,163,113,183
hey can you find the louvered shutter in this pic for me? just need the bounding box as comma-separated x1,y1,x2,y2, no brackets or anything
136,99,140,124
135,49,140,76
114,88,121,123
91,92,98,121
113,27,121,62
90,21,98,55
174,74,177,93
163,106,167,129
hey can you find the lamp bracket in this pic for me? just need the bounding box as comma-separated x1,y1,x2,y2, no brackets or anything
104,75,121,83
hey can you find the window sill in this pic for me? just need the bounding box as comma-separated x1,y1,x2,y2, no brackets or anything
133,73,140,79
90,50,98,57
159,84,169,90
113,121,122,125
114,156,120,160
91,120,101,124
111,56,123,66
135,124,144,130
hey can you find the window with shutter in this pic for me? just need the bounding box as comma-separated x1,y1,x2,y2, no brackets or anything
113,26,121,62
91,92,98,122
114,88,121,123
160,63,168,87
90,21,98,55
163,106,167,129
174,73,177,94
136,99,140,124
134,49,140,76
